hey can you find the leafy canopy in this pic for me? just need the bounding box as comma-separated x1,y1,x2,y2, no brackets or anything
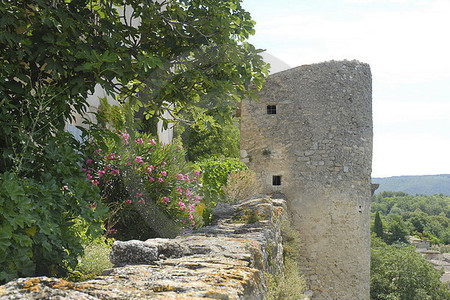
370,235,450,300
371,192,450,244
0,0,267,282
0,0,268,172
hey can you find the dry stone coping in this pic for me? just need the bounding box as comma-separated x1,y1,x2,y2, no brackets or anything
0,195,286,299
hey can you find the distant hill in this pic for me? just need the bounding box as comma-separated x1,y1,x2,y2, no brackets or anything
372,174,450,195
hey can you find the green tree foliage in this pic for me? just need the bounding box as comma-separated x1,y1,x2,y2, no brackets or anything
373,211,384,239
0,0,266,282
0,133,106,283
372,192,449,217
179,119,240,162
1,0,267,171
383,214,409,245
372,192,450,245
370,235,450,300
196,158,247,203
408,209,429,233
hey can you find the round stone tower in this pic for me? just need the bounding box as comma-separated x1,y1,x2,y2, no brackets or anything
240,60,372,299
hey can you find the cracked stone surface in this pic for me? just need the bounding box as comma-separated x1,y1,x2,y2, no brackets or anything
0,196,286,300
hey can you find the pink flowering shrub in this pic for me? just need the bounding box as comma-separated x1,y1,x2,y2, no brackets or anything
83,126,204,240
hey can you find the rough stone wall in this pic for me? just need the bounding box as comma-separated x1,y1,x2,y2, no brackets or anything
240,60,373,299
0,196,287,300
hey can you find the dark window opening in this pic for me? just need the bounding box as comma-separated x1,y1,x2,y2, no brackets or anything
267,105,277,114
272,175,281,186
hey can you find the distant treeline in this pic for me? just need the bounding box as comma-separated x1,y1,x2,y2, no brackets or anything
373,174,450,196
371,192,449,244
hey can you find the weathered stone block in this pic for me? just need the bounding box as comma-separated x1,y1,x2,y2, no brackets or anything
0,197,289,300
110,240,159,265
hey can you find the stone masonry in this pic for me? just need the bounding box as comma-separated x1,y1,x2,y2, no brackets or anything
0,196,288,300
240,60,373,299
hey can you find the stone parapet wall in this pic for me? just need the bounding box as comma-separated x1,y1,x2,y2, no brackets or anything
0,196,286,300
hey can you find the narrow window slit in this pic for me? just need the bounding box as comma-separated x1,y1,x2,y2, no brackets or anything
273,175,281,186
267,105,277,114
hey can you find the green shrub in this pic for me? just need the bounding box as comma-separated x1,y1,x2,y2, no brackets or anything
83,126,205,240
0,133,106,283
67,237,113,282
196,158,247,204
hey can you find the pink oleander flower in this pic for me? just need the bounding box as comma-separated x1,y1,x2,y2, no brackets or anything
161,171,167,177
148,177,155,182
187,204,195,213
121,132,130,145
176,173,184,180
91,180,99,186
162,196,170,204
97,170,106,178
188,213,194,220
149,139,156,145
191,221,196,226
138,199,146,204
110,169,120,175
194,170,201,176
195,195,201,202
135,156,144,164
94,148,102,155
146,165,154,173
105,153,116,160
173,157,177,161
86,174,93,180
88,202,97,209
86,159,93,165
135,138,144,145
125,199,132,204
178,199,186,211
176,186,183,195
185,189,191,200
136,192,143,197
162,161,167,165
158,177,164,182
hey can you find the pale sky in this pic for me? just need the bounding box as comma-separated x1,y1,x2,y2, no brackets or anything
242,0,450,177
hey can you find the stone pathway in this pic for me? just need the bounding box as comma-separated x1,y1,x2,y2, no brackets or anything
0,196,286,300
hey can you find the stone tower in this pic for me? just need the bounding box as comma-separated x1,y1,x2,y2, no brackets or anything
240,60,373,299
